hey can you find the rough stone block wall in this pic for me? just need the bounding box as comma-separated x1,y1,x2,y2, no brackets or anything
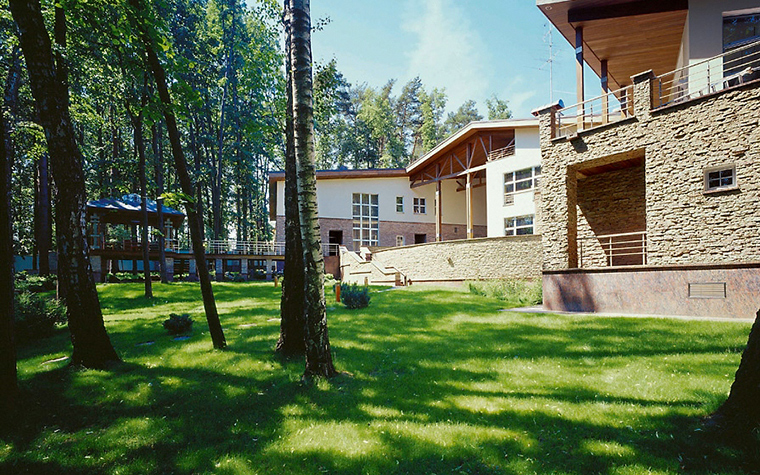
539,80,760,270
371,235,542,282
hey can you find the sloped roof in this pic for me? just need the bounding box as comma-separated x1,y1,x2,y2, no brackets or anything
87,194,184,216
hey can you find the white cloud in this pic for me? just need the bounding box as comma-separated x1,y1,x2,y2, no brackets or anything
402,0,490,113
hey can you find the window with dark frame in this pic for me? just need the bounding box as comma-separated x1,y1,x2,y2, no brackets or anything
413,197,426,214
396,196,404,213
705,165,736,191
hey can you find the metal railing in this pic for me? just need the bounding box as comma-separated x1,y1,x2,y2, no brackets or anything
653,39,760,108
205,240,285,255
578,231,646,268
554,85,634,139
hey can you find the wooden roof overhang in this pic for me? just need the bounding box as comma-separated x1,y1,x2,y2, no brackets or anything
538,0,688,90
406,120,538,189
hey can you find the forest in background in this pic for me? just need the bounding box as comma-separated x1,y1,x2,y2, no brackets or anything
0,0,512,258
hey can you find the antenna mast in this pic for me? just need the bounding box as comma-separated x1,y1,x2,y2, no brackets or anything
540,24,558,102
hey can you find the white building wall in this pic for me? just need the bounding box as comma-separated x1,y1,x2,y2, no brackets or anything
485,127,542,237
685,0,760,94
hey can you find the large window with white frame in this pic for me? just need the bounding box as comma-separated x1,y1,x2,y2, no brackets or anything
413,197,426,214
504,215,534,236
504,166,541,204
352,193,379,248
723,11,760,76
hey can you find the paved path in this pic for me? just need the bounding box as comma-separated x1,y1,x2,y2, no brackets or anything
502,305,756,323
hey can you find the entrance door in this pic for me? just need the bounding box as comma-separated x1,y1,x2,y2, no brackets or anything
328,230,343,256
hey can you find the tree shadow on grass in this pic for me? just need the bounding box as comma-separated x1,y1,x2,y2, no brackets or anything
3,285,756,474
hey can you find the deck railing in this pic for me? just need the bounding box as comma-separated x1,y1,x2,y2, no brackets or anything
653,39,760,108
205,240,285,255
578,231,646,268
91,238,342,257
487,140,515,161
554,85,634,139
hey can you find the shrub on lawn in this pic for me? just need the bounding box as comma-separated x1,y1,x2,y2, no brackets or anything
341,284,371,309
14,292,67,340
467,279,542,307
225,271,247,282
163,313,193,335
15,272,57,293
324,273,337,288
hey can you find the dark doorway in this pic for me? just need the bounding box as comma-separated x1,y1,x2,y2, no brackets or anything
328,230,343,256
414,233,427,244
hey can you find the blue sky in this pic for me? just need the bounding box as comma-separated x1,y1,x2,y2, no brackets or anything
309,0,583,118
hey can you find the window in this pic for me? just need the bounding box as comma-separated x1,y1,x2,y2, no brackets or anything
705,165,737,191
396,196,404,213
504,166,541,203
723,11,760,76
504,215,534,236
352,193,379,247
396,235,404,247
413,197,426,214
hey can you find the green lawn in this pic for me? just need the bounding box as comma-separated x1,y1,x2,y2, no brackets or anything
2,282,756,474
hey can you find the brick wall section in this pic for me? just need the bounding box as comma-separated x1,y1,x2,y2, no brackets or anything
275,215,487,251
538,76,760,271
369,235,542,282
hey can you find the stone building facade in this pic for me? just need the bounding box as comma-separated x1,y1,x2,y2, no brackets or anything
536,71,760,318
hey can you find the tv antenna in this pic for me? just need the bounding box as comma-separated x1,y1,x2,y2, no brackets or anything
538,24,560,102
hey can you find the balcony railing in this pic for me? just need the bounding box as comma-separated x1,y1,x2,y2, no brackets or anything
90,237,343,257
487,140,515,161
578,231,647,268
205,240,285,255
554,85,634,139
653,39,760,108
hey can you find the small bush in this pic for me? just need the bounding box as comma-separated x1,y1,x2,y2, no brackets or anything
252,269,267,280
163,313,193,335
467,279,542,307
340,284,371,309
225,271,247,282
15,273,57,293
14,292,67,340
324,273,337,288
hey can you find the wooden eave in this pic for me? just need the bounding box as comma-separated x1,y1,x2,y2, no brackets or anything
406,120,538,189
538,0,687,90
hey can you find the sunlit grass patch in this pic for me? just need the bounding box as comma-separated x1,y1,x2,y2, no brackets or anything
2,281,755,474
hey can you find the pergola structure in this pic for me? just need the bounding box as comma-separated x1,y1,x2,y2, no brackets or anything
407,121,517,240
86,194,185,252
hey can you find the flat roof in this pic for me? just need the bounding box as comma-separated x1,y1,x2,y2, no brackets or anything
268,168,408,183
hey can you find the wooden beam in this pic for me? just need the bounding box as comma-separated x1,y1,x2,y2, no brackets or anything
576,27,585,130
436,165,442,242
568,0,687,23
601,59,609,125
466,173,473,239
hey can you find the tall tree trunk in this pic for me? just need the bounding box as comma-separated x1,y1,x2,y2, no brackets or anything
709,308,760,438
0,84,17,429
131,0,226,349
128,84,152,298
277,8,305,357
152,122,168,283
10,0,120,368
287,0,336,378
35,153,51,275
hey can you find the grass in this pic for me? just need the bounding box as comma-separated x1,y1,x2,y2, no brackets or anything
2,282,757,474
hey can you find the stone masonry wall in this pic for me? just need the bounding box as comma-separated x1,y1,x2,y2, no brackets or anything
371,235,542,282
539,75,760,270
